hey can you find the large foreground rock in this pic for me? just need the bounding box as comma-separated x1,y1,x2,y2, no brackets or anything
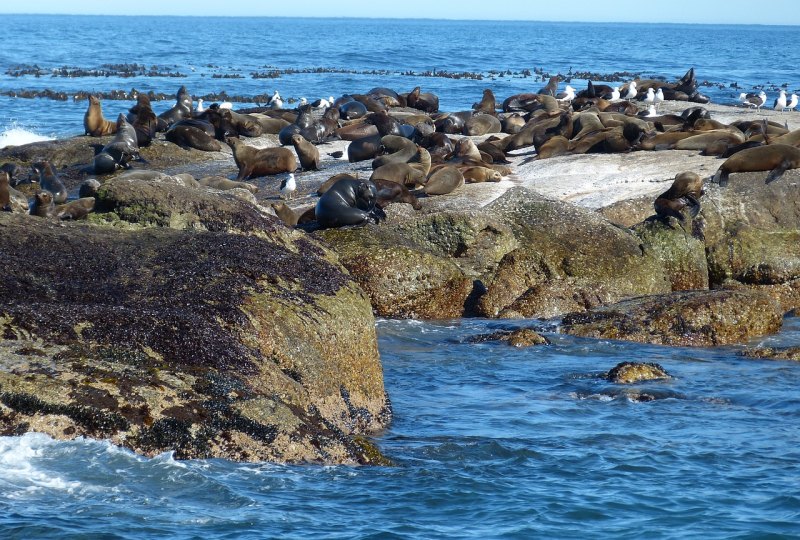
562,289,782,346
0,212,390,464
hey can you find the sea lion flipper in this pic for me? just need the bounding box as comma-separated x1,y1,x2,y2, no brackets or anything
766,159,791,183
684,194,702,218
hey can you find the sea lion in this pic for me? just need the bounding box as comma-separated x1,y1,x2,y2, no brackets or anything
31,160,67,203
318,173,360,196
434,113,468,135
0,163,20,186
348,134,383,162
226,137,297,179
271,201,299,226
219,108,263,137
29,190,55,217
477,140,509,163
0,171,10,211
462,166,502,183
424,166,463,195
465,114,502,136
79,178,102,198
56,197,95,220
365,110,402,136
250,113,291,134
290,133,320,171
339,100,368,120
472,89,496,114
672,130,745,151
713,144,800,186
654,172,704,221
336,122,379,141
128,93,158,146
370,162,427,188
406,86,439,113
537,76,559,97
165,122,222,152
315,177,385,228
372,177,421,210
157,85,193,129
199,176,259,194
372,136,418,169
94,113,141,174
278,123,302,146
501,113,526,134
84,95,117,137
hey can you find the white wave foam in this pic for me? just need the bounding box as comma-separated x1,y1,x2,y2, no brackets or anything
0,433,82,497
0,125,54,149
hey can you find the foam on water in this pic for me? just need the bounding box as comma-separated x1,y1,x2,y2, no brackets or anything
0,124,54,149
0,433,82,496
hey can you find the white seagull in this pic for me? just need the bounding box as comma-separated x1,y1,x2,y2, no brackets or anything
740,91,767,110
787,93,799,112
623,81,637,100
774,89,788,111
654,88,664,111
556,85,576,102
196,98,205,113
644,87,655,106
219,101,233,110
609,86,621,101
280,173,296,200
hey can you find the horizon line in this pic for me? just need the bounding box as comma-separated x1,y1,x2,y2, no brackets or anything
0,13,797,26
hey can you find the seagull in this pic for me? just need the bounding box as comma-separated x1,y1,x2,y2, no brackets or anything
609,86,621,101
298,97,308,107
623,81,637,100
311,97,332,109
740,91,766,109
219,101,233,110
787,93,799,112
556,85,575,102
638,104,658,118
196,98,205,113
774,89,788,111
280,173,296,200
644,87,655,106
654,88,664,111
269,90,282,108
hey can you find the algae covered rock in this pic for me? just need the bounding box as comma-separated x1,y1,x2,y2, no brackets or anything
0,212,390,464
740,346,800,361
467,328,550,347
562,289,782,346
476,188,671,318
632,217,709,291
606,361,671,383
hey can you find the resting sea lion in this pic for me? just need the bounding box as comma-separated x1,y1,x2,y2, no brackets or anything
57,197,95,220
227,137,297,179
372,178,421,210
462,166,502,183
424,166,463,195
79,178,102,198
315,177,385,228
290,133,320,171
348,134,383,162
370,162,427,188
94,113,141,174
199,176,258,193
157,85,193,129
654,172,704,221
166,122,222,152
84,95,117,136
31,160,67,203
713,144,800,186
0,171,10,211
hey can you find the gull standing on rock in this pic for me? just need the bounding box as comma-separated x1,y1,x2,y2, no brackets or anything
740,91,766,109
609,86,621,101
556,85,575,102
269,90,282,109
654,88,664,111
624,81,637,100
774,90,788,111
196,98,205,113
280,173,296,200
787,93,799,112
644,87,655,107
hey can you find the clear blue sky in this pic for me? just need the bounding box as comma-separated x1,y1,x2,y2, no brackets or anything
2,0,799,25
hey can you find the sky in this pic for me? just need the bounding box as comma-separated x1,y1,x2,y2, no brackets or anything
1,0,799,25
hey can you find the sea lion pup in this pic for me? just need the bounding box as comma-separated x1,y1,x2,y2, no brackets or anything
84,95,117,136
406,86,439,113
290,133,320,171
128,93,158,146
271,201,301,226
372,178,421,210
94,114,141,174
57,197,95,220
226,137,296,179
0,171,10,211
315,177,385,228
713,144,800,187
654,172,704,222
199,176,258,194
157,85,193,130
424,166,464,195
472,89,497,114
29,190,55,217
30,160,67,203
165,120,222,152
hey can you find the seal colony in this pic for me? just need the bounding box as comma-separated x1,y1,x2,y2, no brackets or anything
3,65,799,228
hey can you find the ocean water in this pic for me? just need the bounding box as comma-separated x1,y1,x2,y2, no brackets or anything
1,15,800,538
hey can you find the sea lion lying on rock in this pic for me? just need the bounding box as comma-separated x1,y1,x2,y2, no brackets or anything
315,177,386,228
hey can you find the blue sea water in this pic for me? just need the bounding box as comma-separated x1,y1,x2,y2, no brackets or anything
1,15,800,539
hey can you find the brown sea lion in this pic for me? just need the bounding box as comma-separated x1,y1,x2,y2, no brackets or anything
654,172,704,221
372,178,421,209
128,93,158,146
472,89,496,114
462,166,502,183
226,137,297,179
56,197,95,220
0,171,10,211
29,190,55,217
713,144,800,186
465,114,502,136
336,122,379,141
370,163,427,188
166,123,222,152
84,95,117,137
424,166,463,195
406,86,439,113
290,133,320,171
31,160,67,203
199,176,259,193
534,135,570,160
501,113,526,134
372,137,418,169
271,201,299,226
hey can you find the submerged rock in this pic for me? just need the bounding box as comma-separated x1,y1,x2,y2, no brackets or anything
606,361,671,384
467,328,550,347
740,346,800,362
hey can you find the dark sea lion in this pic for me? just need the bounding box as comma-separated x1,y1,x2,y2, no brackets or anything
94,113,141,174
713,144,800,186
128,93,158,146
0,171,10,211
472,89,496,114
534,135,570,159
339,100,368,120
654,172,704,221
406,86,439,113
157,85,193,129
165,124,222,152
537,76,559,97
372,177,421,209
424,166,463,195
370,162,427,188
29,190,55,217
290,133,320,171
315,177,385,228
336,122,379,141
57,197,95,220
31,160,67,203
1,163,19,186
464,114,501,136
719,140,765,158
79,178,102,198
278,124,302,146
351,94,387,113
348,134,383,162
372,136,417,169
250,114,290,134
477,140,509,163
199,176,259,194
367,87,405,107
365,110,402,136
226,137,297,179
673,130,745,151
84,95,117,136
220,109,263,137
318,173,360,196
